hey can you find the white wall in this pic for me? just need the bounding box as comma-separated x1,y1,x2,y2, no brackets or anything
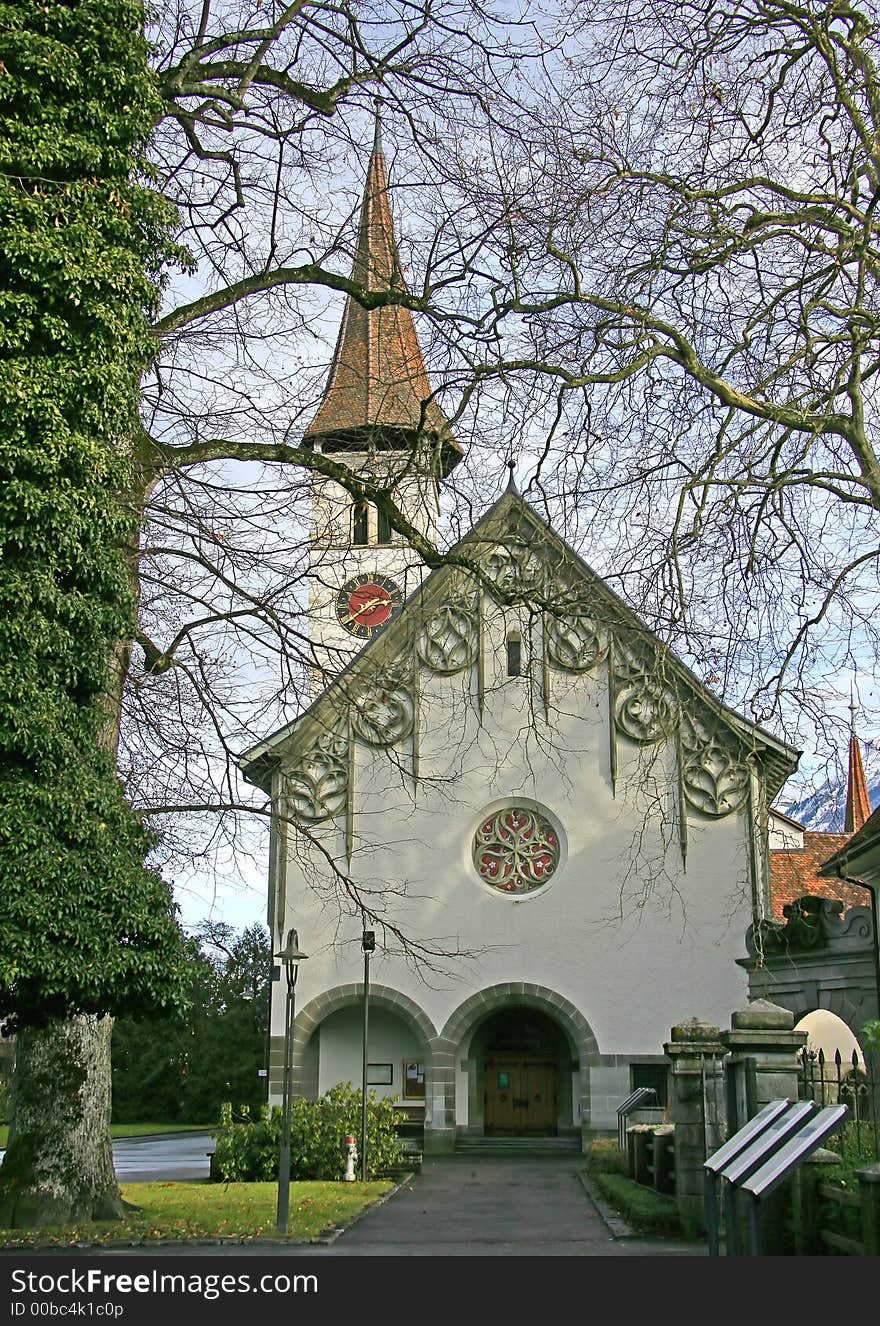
769,810,804,851
275,586,759,1086
315,1006,426,1102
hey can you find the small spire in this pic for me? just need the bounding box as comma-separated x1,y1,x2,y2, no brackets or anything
302,105,461,473
844,698,871,834
373,95,383,157
505,459,518,493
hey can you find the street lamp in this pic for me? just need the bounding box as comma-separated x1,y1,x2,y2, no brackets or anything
275,928,308,1234
361,930,375,1182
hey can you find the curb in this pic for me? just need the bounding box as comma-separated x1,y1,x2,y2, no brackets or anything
576,1168,639,1240
320,1170,416,1245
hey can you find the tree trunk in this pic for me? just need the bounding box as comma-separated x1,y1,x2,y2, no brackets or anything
0,505,154,1229
0,1016,125,1227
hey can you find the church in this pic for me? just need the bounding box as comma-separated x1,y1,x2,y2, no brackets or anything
240,122,803,1152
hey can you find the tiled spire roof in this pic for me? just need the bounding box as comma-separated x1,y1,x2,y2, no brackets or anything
304,113,461,474
845,722,871,834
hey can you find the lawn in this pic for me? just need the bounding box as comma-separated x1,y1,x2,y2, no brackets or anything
0,1179,396,1246
109,1122,215,1138
0,1122,214,1148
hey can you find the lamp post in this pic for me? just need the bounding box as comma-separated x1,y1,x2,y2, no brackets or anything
275,928,308,1235
361,930,375,1182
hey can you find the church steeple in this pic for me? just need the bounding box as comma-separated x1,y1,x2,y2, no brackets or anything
844,700,871,834
304,107,460,476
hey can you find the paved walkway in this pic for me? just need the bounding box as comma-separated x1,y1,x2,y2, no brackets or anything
318,1155,706,1257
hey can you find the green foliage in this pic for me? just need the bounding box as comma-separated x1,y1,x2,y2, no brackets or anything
863,1021,880,1054
0,1,191,1029
112,924,271,1124
590,1171,683,1237
586,1138,628,1175
212,1086,409,1183
587,1139,685,1237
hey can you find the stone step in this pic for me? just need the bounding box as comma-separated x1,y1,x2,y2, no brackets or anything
454,1135,582,1155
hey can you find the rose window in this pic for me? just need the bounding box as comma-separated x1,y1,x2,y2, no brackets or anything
472,807,560,894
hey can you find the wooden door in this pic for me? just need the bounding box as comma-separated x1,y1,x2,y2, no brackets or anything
485,1057,557,1135
521,1061,556,1133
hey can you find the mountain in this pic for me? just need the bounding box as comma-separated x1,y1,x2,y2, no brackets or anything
776,741,880,832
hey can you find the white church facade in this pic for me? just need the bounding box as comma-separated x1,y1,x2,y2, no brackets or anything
241,122,800,1152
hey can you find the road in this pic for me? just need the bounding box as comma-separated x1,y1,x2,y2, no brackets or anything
110,1132,215,1181
0,1132,215,1183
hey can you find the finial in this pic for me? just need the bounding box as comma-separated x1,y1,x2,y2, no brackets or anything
850,677,859,732
505,459,517,493
373,95,384,156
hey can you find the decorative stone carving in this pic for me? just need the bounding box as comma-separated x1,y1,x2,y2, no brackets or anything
472,806,560,894
610,635,678,743
286,726,348,823
545,609,606,673
614,678,677,744
614,637,659,682
681,711,750,816
417,601,478,674
351,670,415,747
480,540,545,596
747,896,875,957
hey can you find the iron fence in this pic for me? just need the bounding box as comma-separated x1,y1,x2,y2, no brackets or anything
797,1046,879,1163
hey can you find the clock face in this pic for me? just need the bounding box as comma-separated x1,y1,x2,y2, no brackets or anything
335,573,403,639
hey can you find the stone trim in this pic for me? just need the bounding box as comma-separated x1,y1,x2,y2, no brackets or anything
437,982,601,1144
292,982,436,1060
439,982,599,1057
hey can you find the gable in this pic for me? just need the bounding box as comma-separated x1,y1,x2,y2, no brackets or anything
240,490,799,857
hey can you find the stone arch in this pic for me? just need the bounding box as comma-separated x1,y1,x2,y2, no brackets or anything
430,983,601,1148
794,1008,866,1068
440,983,599,1057
778,989,869,1053
292,983,437,1100
742,902,877,1057
784,991,869,1050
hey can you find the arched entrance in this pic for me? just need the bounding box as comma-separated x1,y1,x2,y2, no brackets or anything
282,983,435,1112
433,983,599,1152
470,1007,573,1137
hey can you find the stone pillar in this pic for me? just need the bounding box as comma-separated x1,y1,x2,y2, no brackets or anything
722,998,806,1108
723,999,807,1253
423,1037,456,1154
664,1018,726,1238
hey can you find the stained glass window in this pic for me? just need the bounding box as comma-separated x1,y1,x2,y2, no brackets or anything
472,807,560,894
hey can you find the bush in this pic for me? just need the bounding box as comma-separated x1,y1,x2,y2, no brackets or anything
586,1135,687,1239
211,1084,408,1182
587,1138,628,1175
591,1172,683,1237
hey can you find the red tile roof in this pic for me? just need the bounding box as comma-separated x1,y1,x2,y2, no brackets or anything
770,831,870,919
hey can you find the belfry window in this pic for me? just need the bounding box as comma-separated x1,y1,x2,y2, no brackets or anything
351,501,369,545
506,633,522,677
377,507,393,543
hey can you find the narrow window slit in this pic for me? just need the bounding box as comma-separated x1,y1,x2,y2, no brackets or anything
377,507,392,543
352,501,369,545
